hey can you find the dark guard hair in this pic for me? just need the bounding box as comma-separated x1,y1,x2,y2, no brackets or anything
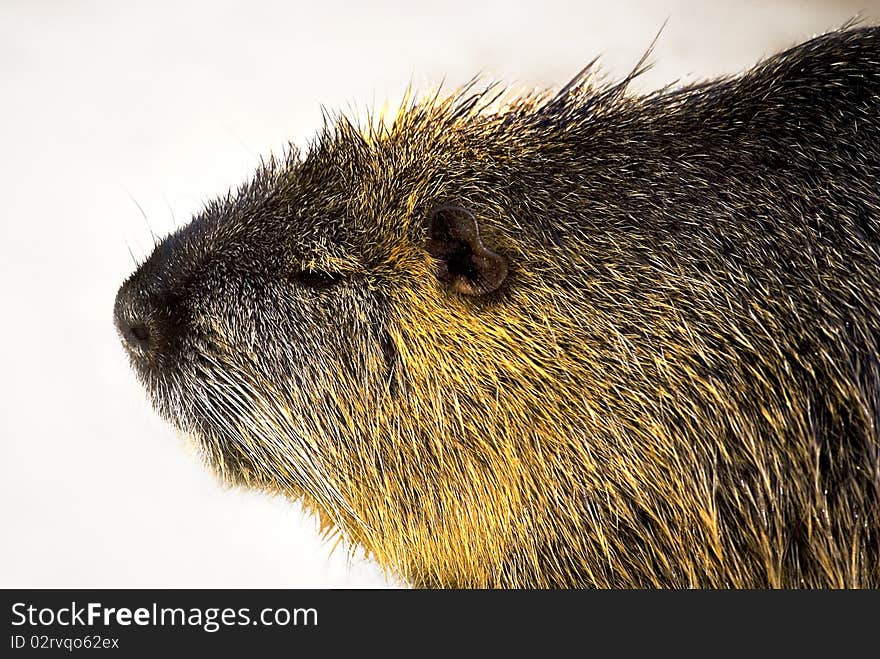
115,25,880,587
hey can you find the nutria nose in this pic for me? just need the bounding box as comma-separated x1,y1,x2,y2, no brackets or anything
115,290,150,354
114,281,161,362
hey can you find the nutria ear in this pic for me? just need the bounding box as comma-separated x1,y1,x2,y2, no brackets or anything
426,206,508,296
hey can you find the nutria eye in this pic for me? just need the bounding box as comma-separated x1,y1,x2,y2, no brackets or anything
294,269,343,289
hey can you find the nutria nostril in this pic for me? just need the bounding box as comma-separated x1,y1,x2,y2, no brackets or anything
124,322,150,349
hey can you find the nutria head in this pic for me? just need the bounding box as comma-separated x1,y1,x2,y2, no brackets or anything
115,26,880,587
113,101,533,582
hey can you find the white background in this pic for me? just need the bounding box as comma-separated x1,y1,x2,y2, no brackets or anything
2,0,877,587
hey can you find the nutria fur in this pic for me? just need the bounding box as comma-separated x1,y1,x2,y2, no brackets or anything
115,25,880,587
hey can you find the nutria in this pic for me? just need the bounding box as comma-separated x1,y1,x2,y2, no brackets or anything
115,25,880,587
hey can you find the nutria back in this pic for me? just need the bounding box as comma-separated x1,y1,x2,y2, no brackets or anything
115,25,880,587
